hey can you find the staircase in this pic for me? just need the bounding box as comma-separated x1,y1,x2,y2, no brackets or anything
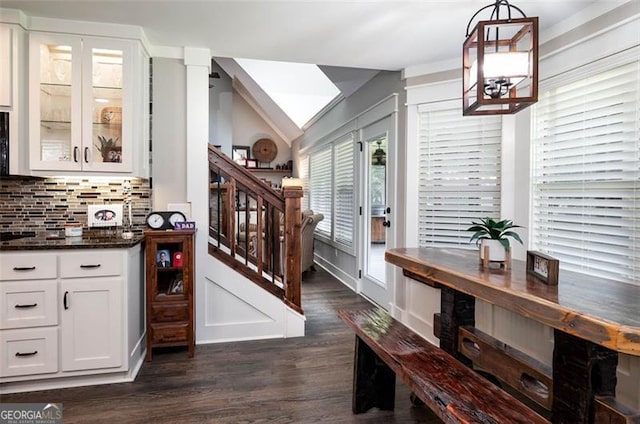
207,145,304,322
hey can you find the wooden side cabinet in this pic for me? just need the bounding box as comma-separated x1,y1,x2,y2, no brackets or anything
144,230,195,361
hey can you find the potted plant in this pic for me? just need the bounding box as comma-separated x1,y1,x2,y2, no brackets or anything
95,136,121,163
467,217,523,262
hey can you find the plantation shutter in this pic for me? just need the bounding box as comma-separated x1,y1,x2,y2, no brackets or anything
531,58,640,285
309,146,332,237
298,155,310,211
334,136,355,248
417,101,502,247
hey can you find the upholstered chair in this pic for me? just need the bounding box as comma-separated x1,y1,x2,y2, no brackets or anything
301,209,324,273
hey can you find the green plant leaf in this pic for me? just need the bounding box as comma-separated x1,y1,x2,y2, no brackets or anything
498,238,510,250
501,230,523,245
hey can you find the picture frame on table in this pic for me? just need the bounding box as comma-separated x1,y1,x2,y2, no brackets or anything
245,159,258,169
526,250,559,285
232,146,250,166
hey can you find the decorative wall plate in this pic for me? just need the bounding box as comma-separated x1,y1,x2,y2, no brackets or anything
252,138,278,162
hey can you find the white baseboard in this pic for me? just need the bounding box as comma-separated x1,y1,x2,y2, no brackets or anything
314,255,357,292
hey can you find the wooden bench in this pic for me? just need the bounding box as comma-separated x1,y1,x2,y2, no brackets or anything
339,308,548,424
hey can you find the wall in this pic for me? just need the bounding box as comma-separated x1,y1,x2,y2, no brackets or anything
233,93,290,164
401,1,640,410
151,57,187,210
209,59,233,156
232,92,291,185
0,176,151,234
292,71,406,294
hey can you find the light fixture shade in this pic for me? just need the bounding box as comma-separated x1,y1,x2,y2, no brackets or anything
463,16,538,115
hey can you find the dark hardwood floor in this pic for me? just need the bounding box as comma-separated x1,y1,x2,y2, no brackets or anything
2,268,441,423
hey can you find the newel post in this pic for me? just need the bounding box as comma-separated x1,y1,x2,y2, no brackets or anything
283,185,303,313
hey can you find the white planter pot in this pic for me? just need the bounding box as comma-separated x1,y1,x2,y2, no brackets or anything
480,239,506,262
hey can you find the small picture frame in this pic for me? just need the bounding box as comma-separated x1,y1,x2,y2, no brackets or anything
157,249,171,268
526,250,559,285
232,145,250,166
168,276,184,294
245,159,258,169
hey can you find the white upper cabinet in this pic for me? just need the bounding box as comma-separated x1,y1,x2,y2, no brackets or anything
0,25,13,107
29,33,146,175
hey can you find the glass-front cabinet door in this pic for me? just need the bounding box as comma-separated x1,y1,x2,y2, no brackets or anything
29,33,82,170
82,37,132,172
29,33,133,173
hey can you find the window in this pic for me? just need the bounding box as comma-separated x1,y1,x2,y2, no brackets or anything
306,134,356,250
299,155,310,211
417,101,502,247
309,146,332,237
334,137,355,248
531,59,640,285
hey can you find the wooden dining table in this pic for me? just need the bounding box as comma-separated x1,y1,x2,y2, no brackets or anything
385,247,640,424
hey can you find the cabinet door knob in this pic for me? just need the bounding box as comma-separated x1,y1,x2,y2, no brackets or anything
84,147,90,163
80,264,101,269
73,146,79,163
63,291,69,310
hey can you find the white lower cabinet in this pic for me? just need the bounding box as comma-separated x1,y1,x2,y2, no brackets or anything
0,327,58,377
60,278,122,371
0,246,144,393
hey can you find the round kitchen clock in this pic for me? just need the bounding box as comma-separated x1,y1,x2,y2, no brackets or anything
145,211,187,230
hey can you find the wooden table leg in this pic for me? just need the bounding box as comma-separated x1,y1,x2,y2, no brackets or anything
552,330,618,424
352,335,396,414
439,287,475,366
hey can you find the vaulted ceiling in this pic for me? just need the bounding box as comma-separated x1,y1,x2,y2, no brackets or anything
2,0,623,71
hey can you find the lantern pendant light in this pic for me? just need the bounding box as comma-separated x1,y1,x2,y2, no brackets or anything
463,0,539,116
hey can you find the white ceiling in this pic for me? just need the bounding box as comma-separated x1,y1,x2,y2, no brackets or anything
2,0,626,71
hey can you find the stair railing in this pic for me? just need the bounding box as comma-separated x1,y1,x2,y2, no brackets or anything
208,145,303,313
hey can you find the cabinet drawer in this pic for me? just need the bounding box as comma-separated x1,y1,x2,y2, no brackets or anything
0,280,58,329
0,327,58,377
151,302,189,323
151,323,188,344
0,254,57,281
60,251,122,278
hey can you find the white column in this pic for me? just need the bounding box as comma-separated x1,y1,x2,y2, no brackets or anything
183,47,210,344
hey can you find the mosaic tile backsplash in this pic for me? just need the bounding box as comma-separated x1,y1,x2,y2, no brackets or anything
0,177,152,235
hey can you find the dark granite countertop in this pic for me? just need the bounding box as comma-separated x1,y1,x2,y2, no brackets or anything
0,232,145,251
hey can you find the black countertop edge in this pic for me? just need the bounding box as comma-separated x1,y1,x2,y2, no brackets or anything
0,234,145,251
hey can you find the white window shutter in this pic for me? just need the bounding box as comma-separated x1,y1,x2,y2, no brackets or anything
299,155,310,212
418,103,502,248
310,147,332,237
532,60,640,285
334,137,355,248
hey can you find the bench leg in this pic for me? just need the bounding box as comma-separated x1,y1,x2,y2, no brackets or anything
352,335,396,414
552,330,618,424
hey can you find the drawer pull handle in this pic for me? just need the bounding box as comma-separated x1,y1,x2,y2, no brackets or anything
80,264,101,269
16,350,38,357
13,266,36,271
64,291,69,310
15,303,38,309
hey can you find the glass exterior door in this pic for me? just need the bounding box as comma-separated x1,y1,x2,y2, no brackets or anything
359,116,394,310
